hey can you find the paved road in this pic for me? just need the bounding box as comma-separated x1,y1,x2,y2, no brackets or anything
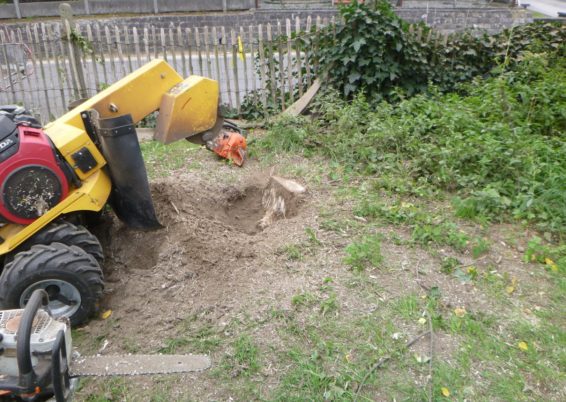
519,0,566,17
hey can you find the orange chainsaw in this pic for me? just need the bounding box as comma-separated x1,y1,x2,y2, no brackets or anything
187,119,247,166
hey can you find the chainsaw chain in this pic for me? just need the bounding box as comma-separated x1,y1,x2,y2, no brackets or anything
70,353,211,377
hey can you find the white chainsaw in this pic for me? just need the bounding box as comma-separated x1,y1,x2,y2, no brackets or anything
0,290,210,401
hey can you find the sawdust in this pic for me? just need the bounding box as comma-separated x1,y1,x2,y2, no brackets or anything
87,162,311,355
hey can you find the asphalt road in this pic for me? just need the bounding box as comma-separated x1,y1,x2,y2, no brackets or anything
519,0,566,17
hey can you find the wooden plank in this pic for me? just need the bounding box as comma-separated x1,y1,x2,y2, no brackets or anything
10,31,26,105
115,25,126,78
204,26,214,78
152,25,157,59
104,25,117,81
30,26,51,117
168,27,178,72
248,25,257,95
282,78,320,117
230,29,241,114
277,21,285,110
195,27,203,75
239,26,249,95
124,26,133,73
133,27,142,69
96,24,109,85
266,24,277,109
56,24,75,99
177,26,187,77
285,19,294,104
211,27,223,103
160,28,167,62
305,16,312,87
185,28,194,75
211,27,222,96
221,26,233,108
143,26,150,63
86,24,101,93
257,24,268,109
15,28,33,110
295,16,303,97
25,25,43,112
62,20,82,99
314,16,322,75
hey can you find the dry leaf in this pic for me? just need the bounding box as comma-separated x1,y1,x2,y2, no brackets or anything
101,309,112,320
518,341,529,351
441,387,451,397
454,307,466,317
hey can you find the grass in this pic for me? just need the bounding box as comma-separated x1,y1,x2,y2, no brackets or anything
75,36,565,401
140,140,201,178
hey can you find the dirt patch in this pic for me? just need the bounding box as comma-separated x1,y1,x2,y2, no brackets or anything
221,186,266,235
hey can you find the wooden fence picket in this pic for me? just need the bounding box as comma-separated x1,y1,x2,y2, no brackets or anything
0,14,350,121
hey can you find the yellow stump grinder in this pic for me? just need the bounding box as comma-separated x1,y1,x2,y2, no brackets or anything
0,59,246,327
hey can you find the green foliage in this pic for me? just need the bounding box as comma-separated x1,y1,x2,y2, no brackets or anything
308,53,566,235
255,115,313,154
316,1,565,102
344,234,383,271
316,0,429,100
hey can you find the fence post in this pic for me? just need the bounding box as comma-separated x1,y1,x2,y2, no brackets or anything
59,3,88,100
14,0,22,19
153,0,159,14
223,0,227,13
84,0,90,15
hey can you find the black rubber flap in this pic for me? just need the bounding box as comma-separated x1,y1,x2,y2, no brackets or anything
96,114,162,230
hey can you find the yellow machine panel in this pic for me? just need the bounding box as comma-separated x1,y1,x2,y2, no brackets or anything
154,76,220,144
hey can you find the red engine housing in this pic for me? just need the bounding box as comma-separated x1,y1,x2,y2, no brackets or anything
0,126,69,225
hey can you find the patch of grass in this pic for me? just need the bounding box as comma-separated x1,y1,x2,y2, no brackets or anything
157,318,221,354
281,244,303,261
440,256,461,274
412,222,469,251
219,335,260,378
344,234,383,271
291,291,318,308
392,294,420,320
141,140,200,178
471,237,490,258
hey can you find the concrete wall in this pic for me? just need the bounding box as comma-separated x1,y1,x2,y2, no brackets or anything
0,0,256,20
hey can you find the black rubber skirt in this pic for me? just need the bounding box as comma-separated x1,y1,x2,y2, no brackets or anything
96,114,162,230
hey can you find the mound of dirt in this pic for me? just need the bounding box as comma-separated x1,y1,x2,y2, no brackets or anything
89,168,307,352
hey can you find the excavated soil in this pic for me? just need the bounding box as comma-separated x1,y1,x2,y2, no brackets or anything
86,161,311,355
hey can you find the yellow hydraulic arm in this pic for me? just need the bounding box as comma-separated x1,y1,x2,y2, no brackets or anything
0,60,220,254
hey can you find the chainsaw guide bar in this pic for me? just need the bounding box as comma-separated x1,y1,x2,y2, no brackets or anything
70,354,211,377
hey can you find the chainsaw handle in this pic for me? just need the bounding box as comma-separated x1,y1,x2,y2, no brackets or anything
17,289,49,389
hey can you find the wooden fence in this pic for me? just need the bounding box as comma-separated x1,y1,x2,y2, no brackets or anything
0,15,334,123
0,15,450,123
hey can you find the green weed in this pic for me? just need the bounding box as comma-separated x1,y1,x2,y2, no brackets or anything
344,235,383,271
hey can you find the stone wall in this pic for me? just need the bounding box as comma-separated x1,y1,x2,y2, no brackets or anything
0,0,256,19
0,7,531,35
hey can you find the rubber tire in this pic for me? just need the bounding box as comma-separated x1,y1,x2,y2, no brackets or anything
6,221,104,264
0,243,104,327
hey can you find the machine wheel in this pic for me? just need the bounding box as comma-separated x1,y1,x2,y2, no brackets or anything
0,243,104,326
5,221,104,264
